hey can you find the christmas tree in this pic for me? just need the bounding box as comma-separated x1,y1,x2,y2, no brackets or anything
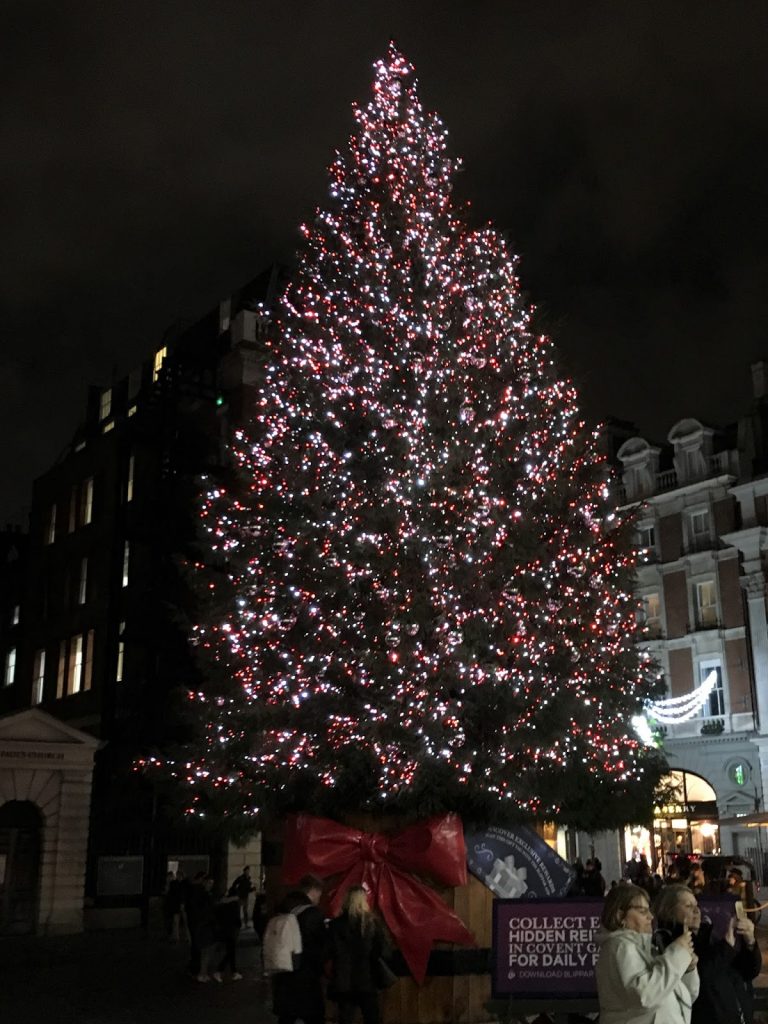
169,44,665,833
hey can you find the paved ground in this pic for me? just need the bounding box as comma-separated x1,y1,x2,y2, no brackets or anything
0,926,275,1024
4,921,768,1024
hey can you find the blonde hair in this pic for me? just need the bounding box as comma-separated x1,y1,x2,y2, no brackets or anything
343,885,374,933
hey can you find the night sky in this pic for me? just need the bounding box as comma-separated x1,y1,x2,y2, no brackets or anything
3,2,768,525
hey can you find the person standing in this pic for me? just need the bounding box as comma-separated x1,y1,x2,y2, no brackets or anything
654,883,761,1024
596,883,698,1024
229,865,255,927
213,893,243,981
270,874,327,1024
328,885,389,1024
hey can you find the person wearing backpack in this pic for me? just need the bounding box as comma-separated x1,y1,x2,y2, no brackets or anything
267,874,327,1024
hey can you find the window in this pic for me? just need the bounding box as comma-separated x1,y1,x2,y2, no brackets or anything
689,509,710,550
637,524,656,550
3,648,16,687
78,557,88,605
11,605,19,626
68,634,83,695
153,346,167,383
128,367,142,398
99,387,112,421
81,477,94,526
56,640,67,698
122,541,130,587
45,503,57,545
83,629,94,692
102,420,115,434
69,485,78,533
700,659,725,717
695,580,718,628
126,454,135,503
32,649,46,705
642,592,662,636
116,620,126,682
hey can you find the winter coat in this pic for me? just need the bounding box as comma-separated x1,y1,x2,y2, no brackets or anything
328,911,387,995
596,926,699,1024
270,895,328,1021
689,922,760,1024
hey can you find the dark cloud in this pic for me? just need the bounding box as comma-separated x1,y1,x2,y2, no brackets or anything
2,1,768,522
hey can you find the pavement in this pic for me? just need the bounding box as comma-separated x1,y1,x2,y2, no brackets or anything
0,925,275,1024
4,918,768,1024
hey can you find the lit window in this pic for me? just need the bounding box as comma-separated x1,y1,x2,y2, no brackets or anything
122,541,130,587
56,640,67,698
68,634,83,694
116,620,126,682
128,405,137,418
126,454,135,503
11,605,19,626
46,503,57,545
83,629,94,692
696,580,717,628
99,388,112,421
153,346,167,383
78,557,88,605
700,659,725,717
32,649,46,705
81,477,94,526
102,421,115,434
642,592,661,635
3,648,16,687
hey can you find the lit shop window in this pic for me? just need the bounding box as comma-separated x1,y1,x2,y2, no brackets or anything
3,648,16,687
32,649,46,705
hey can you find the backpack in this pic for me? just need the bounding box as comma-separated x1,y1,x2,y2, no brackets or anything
262,904,311,974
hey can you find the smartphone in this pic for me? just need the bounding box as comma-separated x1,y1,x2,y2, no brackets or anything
735,900,747,920
669,921,686,940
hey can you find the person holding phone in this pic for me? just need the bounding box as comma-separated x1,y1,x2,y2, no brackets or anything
654,884,761,1024
596,883,699,1024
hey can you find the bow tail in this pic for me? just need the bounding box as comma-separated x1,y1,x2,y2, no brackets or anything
375,865,476,984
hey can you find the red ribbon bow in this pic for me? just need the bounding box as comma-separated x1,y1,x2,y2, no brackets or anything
283,813,475,983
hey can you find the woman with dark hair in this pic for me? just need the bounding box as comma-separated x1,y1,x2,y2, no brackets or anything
328,885,390,1024
596,883,699,1024
654,883,761,1024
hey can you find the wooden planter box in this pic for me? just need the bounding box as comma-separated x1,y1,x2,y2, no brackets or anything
264,816,496,1024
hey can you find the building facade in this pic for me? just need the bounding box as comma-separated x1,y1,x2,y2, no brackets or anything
613,363,768,872
0,266,285,932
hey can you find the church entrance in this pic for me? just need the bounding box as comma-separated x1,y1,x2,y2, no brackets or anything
0,800,42,935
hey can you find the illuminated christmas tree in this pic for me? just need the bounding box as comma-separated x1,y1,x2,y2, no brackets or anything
173,45,665,832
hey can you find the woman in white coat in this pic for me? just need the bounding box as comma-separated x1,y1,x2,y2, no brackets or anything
596,883,699,1024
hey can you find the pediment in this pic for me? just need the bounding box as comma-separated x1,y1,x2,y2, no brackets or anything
0,708,100,747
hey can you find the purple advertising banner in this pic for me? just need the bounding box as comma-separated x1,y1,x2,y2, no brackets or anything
493,898,603,998
493,895,738,1000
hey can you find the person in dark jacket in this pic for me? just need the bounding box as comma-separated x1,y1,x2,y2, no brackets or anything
213,894,243,981
186,873,219,982
229,865,255,927
654,882,761,1024
328,885,389,1024
270,874,327,1024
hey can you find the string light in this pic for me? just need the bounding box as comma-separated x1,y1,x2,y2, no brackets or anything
154,43,663,827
